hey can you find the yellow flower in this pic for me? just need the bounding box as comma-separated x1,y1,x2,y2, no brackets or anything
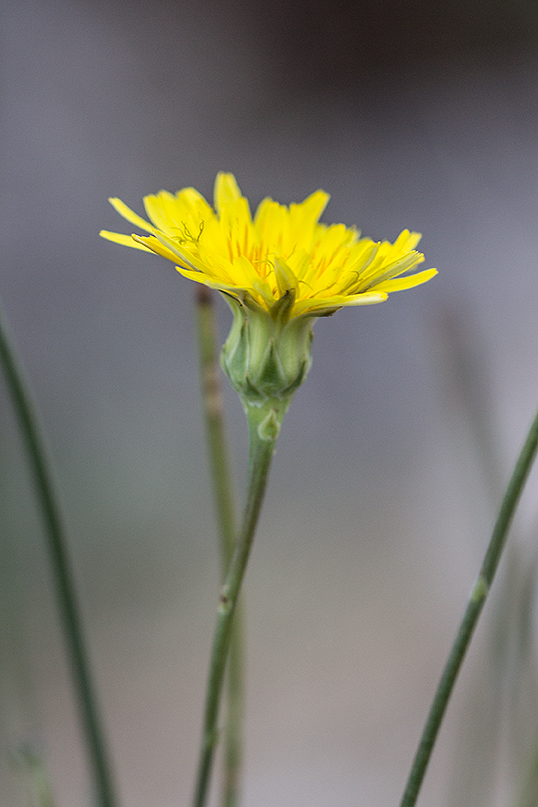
100,172,436,319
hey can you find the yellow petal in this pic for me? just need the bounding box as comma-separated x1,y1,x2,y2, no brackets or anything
151,232,213,273
143,191,180,232
288,190,330,239
102,174,437,318
108,198,155,232
339,291,389,306
274,257,299,297
176,265,243,296
374,268,438,293
132,234,181,262
391,229,422,251
100,230,154,252
293,290,387,316
214,172,242,217
360,252,424,290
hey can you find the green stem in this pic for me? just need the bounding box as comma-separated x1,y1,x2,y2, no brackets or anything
195,286,237,570
222,620,244,807
195,286,244,807
399,402,538,807
192,414,277,807
0,302,119,807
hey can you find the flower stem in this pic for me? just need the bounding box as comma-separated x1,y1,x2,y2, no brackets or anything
195,286,244,807
192,412,277,807
399,402,538,807
0,302,119,807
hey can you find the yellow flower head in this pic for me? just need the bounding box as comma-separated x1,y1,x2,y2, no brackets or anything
100,172,436,319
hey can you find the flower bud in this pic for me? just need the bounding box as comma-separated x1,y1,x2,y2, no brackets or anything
220,290,314,432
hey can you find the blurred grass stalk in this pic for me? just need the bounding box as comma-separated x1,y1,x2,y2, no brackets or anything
9,743,57,807
0,301,119,807
437,310,538,807
399,310,538,807
195,286,244,807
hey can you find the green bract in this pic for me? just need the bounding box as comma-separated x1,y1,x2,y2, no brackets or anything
220,290,314,438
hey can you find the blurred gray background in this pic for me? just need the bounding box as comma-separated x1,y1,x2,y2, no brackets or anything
2,0,538,805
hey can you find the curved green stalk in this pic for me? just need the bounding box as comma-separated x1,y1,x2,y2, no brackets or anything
192,418,277,807
399,402,538,807
195,286,244,807
0,302,119,807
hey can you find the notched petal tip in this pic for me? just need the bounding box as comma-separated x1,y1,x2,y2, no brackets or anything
214,172,242,216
